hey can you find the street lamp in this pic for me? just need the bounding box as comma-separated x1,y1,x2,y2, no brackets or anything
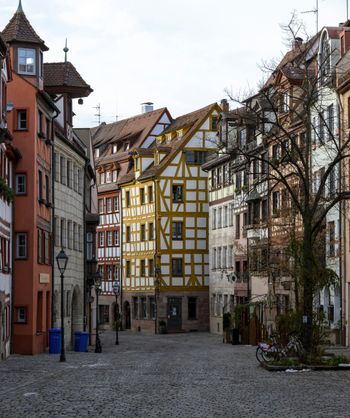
94,271,102,353
112,280,120,345
154,266,161,334
56,249,68,362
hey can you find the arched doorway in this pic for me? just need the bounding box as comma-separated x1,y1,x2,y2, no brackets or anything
71,286,83,348
124,301,131,329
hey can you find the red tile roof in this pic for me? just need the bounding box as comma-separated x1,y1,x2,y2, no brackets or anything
44,62,93,97
93,108,172,184
2,4,48,51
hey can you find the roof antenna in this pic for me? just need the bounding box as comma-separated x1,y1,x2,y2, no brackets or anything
302,0,319,33
63,38,69,63
93,103,101,125
17,0,23,12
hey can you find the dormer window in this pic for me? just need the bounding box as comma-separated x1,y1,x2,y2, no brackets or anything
18,48,36,75
124,142,130,151
112,145,117,154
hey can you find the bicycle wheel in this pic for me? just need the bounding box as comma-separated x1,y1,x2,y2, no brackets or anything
256,346,277,364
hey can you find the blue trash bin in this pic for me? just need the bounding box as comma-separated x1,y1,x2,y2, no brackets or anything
74,331,82,352
49,328,61,354
79,332,89,352
74,331,89,352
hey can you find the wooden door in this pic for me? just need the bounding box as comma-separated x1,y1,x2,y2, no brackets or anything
167,297,182,332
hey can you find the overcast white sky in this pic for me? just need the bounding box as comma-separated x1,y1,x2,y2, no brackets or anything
0,0,348,127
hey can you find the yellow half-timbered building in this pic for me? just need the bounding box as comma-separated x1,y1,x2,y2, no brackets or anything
120,103,221,332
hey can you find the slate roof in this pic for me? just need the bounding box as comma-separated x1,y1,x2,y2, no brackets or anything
2,2,48,51
44,62,93,97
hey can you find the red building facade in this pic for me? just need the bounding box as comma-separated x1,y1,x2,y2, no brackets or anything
3,3,58,354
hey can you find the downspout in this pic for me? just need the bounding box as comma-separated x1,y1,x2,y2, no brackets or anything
337,97,345,345
83,160,87,331
119,185,123,330
154,178,159,332
10,163,16,354
50,110,59,328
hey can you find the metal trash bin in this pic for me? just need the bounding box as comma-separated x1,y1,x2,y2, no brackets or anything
49,328,61,354
74,331,89,352
231,328,240,345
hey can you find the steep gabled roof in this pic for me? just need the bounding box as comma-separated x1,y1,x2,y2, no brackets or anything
263,34,319,89
0,33,7,54
44,62,93,98
2,2,48,51
93,107,171,150
134,102,221,182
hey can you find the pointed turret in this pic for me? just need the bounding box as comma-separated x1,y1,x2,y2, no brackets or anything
2,1,48,51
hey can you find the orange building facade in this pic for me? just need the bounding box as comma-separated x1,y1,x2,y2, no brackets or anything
3,3,58,354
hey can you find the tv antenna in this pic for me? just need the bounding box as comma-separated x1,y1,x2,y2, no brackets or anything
93,103,101,125
302,0,319,33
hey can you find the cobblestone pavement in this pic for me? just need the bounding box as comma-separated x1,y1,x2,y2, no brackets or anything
1,331,350,418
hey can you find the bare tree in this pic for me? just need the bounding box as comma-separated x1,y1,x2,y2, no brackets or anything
222,17,350,354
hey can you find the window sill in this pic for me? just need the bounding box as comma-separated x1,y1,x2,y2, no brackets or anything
14,129,28,132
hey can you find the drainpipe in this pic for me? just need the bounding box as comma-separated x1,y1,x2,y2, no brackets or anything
10,163,16,354
51,110,59,328
83,160,87,332
337,98,345,345
154,178,159,332
119,185,123,330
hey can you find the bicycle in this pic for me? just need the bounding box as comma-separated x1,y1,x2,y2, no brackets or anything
256,333,304,365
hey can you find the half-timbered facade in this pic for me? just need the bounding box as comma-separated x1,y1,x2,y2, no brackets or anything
121,103,221,333
93,106,171,329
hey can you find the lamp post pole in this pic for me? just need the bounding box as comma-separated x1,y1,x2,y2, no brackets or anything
94,271,102,353
56,249,68,363
112,281,120,345
60,272,66,362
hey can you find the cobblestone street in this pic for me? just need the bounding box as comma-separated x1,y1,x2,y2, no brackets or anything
1,332,350,418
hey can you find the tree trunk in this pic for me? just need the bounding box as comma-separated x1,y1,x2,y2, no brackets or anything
302,222,314,354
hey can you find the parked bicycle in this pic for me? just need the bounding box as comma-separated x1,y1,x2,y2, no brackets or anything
256,333,304,364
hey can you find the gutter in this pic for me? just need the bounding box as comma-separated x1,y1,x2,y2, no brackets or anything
119,184,123,330
50,110,60,328
83,161,87,331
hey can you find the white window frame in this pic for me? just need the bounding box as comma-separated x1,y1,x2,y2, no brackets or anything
16,233,27,259
18,47,36,75
15,174,26,195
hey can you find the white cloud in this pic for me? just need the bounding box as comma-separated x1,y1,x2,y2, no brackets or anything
0,0,347,126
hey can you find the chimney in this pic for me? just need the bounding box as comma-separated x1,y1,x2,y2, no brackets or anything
221,98,229,113
141,102,154,114
293,37,303,49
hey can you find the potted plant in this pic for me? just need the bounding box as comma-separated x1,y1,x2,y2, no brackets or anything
159,320,167,334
